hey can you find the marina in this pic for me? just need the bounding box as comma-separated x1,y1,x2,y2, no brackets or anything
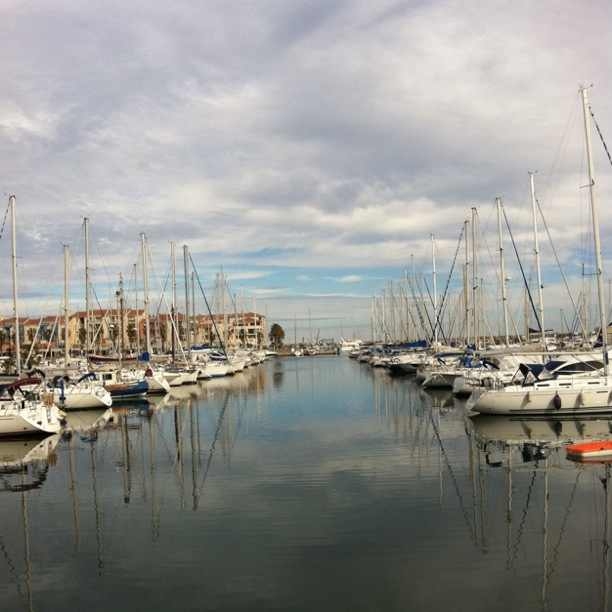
1,1,612,609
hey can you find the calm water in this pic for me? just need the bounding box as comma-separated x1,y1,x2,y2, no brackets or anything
1,356,611,611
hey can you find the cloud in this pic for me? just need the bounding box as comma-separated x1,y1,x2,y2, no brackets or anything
336,275,362,284
224,271,273,281
0,0,610,335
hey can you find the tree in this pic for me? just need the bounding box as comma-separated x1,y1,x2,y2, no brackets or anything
269,323,285,349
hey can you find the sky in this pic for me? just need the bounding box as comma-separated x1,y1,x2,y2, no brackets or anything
1,0,611,341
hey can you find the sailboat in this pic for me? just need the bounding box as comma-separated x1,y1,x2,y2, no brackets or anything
472,86,612,416
1,196,65,436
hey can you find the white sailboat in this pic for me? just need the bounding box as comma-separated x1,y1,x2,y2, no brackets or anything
0,384,65,436
1,196,65,436
473,86,612,416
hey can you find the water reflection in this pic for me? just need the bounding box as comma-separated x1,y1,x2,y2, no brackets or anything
2,359,612,612
0,435,59,492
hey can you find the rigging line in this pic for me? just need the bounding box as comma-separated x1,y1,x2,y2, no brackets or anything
189,253,229,359
434,226,464,341
429,411,477,545
153,268,171,317
502,205,543,335
421,276,442,343
146,242,188,363
547,467,582,584
535,197,587,339
405,275,428,339
195,392,231,498
0,198,11,241
541,97,579,203
590,108,612,170
510,463,538,567
0,529,27,605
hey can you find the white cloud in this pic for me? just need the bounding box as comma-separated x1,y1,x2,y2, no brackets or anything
0,0,610,335
336,275,362,284
225,271,273,281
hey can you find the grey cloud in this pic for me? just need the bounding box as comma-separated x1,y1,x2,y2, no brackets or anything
0,0,611,321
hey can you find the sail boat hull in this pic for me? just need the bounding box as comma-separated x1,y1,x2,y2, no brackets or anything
0,401,64,436
472,380,612,416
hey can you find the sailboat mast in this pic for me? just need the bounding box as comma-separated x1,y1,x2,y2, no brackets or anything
183,245,190,355
471,207,478,348
118,272,125,367
140,233,151,356
84,217,90,355
9,195,21,375
464,219,470,345
529,171,546,347
64,244,70,364
191,271,196,349
431,234,438,346
171,241,176,362
134,263,140,354
580,85,608,374
496,197,510,346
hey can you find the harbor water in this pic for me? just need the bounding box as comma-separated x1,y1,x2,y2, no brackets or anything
1,356,611,611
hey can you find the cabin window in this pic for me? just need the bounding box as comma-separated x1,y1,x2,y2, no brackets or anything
557,360,603,373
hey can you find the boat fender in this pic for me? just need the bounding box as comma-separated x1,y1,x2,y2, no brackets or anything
552,392,562,410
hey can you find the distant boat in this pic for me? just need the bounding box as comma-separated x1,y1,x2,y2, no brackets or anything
339,339,362,353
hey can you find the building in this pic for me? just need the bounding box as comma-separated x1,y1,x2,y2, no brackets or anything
0,310,267,355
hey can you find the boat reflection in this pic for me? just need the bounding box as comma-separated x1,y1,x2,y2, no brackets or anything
0,434,60,492
64,409,116,440
470,413,612,449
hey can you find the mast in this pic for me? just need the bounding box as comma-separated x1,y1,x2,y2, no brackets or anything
140,233,151,357
171,241,176,362
529,171,546,347
221,268,227,348
84,217,90,355
134,263,140,354
191,271,196,348
183,245,190,354
580,85,608,374
63,244,70,364
496,197,510,346
118,273,124,369
10,195,21,375
431,234,438,346
464,219,470,346
471,207,478,348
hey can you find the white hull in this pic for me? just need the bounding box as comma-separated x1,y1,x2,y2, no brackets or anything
163,371,187,387
145,372,171,394
0,400,64,436
53,386,112,410
181,370,199,385
196,367,212,380
473,376,612,415
204,363,231,378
